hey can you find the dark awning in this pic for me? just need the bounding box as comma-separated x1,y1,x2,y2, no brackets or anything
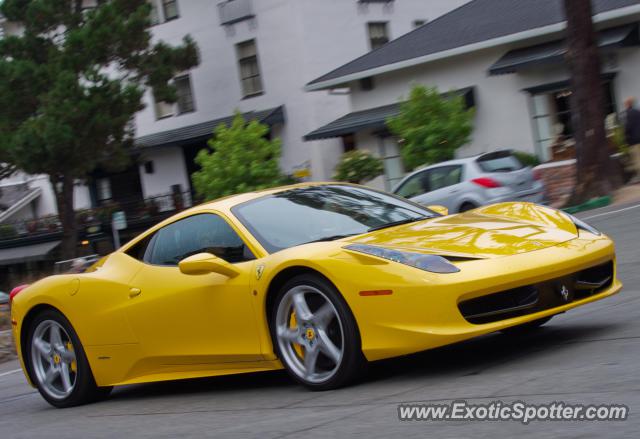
489,24,639,76
0,240,60,266
135,105,285,149
304,87,474,141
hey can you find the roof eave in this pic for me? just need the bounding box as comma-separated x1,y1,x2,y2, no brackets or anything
305,3,640,92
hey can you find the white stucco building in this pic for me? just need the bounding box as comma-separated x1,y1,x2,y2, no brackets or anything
304,0,640,190
1,0,468,223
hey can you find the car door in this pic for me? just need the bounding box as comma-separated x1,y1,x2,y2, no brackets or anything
414,165,463,211
124,213,262,368
395,170,430,200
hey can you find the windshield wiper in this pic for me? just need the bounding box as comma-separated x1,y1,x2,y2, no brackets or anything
304,233,362,244
367,217,427,232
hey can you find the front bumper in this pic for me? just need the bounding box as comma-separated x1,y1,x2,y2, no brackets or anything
346,233,621,361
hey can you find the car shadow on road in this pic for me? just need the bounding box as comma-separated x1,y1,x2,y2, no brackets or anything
366,321,623,382
109,321,620,402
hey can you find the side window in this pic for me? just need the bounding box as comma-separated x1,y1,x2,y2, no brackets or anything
427,166,463,191
395,171,429,199
147,214,255,266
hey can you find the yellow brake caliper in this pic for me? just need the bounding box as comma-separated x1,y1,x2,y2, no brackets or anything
66,342,77,373
289,312,304,359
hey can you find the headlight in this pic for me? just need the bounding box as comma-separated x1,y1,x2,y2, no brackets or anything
344,244,460,273
566,213,601,236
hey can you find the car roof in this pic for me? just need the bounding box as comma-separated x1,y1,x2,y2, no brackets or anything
400,149,516,179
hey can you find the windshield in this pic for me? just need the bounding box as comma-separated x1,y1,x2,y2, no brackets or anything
476,151,524,173
232,185,437,253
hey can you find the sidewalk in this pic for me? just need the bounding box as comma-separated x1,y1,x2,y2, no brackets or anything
573,182,640,219
612,181,640,206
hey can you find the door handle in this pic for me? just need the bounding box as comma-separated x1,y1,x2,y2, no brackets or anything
129,288,141,298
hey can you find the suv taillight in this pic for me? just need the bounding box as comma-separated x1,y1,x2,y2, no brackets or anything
533,169,542,181
471,177,502,188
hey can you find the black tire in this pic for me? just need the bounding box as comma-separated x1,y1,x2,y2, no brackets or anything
459,202,477,213
25,309,112,408
501,316,553,335
270,273,365,390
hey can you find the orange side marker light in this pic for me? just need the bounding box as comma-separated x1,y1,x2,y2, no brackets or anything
359,290,393,297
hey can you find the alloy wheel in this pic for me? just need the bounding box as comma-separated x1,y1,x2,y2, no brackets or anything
275,285,344,384
30,319,77,400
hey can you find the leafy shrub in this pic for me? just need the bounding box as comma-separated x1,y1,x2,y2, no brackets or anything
193,113,287,200
333,150,384,184
387,85,474,170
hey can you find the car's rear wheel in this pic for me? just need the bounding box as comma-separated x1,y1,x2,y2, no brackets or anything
501,316,553,334
26,309,112,408
271,274,364,390
459,202,477,212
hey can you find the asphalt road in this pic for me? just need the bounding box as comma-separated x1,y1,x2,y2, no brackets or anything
1,203,639,438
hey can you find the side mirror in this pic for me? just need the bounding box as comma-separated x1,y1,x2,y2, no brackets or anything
179,253,240,278
427,205,449,216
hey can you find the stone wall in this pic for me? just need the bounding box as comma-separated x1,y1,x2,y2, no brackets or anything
534,160,577,208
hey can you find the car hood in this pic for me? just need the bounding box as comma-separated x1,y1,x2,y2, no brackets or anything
347,203,578,259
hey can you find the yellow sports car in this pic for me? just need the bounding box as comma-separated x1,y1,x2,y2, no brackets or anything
10,183,621,407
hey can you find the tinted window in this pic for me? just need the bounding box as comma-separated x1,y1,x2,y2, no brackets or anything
125,234,153,261
395,171,430,198
232,185,437,253
147,214,254,266
477,151,524,173
427,166,463,191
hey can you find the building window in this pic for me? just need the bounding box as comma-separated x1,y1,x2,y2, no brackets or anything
218,0,255,26
97,178,112,201
342,135,356,152
162,0,179,21
367,22,389,50
236,40,264,98
149,1,161,25
529,79,616,160
154,97,174,119
175,75,195,114
413,19,427,28
359,77,375,91
153,74,195,119
148,0,179,24
144,161,155,174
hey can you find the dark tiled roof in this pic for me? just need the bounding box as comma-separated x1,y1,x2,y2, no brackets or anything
304,87,474,141
135,106,285,149
307,0,640,87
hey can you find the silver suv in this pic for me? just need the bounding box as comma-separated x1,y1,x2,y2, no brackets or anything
393,150,545,213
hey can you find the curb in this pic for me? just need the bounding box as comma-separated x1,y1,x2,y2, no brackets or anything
562,196,612,214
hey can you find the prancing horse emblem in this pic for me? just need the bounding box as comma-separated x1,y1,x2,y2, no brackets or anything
256,264,265,280
559,284,570,302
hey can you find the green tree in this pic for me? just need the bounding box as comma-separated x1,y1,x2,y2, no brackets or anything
387,85,474,171
193,113,286,200
0,0,199,258
333,150,384,184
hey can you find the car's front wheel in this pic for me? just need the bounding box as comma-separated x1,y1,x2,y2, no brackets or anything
271,274,364,390
26,309,112,408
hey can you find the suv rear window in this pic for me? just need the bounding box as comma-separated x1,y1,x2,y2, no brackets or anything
476,151,524,173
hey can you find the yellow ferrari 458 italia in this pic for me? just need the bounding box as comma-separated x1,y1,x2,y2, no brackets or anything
10,183,621,407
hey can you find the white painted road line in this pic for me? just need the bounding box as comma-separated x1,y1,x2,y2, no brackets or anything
0,369,21,378
582,203,640,220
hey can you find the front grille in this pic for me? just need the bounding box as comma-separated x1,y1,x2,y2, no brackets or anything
458,260,614,324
